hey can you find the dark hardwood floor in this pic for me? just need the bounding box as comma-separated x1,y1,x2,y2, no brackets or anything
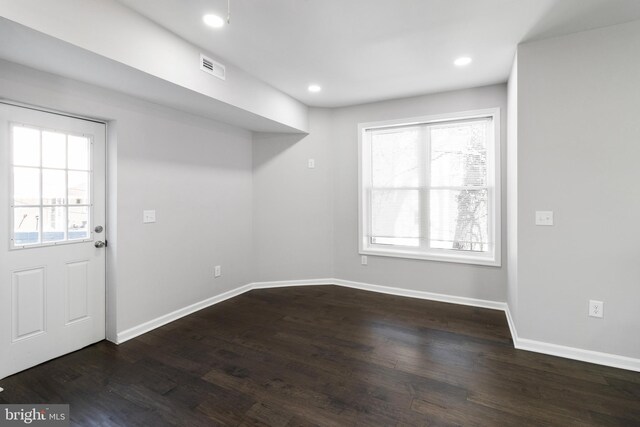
1,285,639,426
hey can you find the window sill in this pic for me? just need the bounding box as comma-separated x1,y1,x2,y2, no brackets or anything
360,247,501,267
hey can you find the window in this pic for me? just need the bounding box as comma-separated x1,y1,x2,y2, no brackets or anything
359,109,500,266
10,124,92,249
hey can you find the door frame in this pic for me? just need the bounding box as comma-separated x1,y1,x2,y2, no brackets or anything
1,98,115,343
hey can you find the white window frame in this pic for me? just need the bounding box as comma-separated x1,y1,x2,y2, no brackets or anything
358,108,501,267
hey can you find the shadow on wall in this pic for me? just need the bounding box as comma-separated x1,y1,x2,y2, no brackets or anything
121,112,255,171
522,0,640,42
253,132,306,169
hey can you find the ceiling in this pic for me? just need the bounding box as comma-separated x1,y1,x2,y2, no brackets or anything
117,0,640,108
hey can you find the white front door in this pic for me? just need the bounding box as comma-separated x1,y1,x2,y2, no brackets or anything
0,103,106,379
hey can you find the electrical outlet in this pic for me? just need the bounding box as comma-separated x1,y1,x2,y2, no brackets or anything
589,300,604,318
361,255,368,265
214,265,221,278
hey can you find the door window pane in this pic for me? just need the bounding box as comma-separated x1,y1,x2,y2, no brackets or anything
68,171,89,205
430,189,488,252
13,167,40,206
68,136,89,170
43,206,66,243
10,124,93,248
14,207,40,245
68,206,89,240
42,131,66,168
42,169,66,205
12,127,40,167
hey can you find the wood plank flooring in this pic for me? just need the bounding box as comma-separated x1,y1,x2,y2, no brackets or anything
1,285,639,426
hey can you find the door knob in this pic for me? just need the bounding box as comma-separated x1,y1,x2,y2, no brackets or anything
94,241,106,248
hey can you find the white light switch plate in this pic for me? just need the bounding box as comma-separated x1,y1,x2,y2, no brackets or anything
143,210,156,223
307,159,315,169
535,211,553,226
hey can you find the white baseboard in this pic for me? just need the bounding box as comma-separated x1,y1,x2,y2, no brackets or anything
251,278,335,289
114,278,640,372
115,284,253,344
504,305,640,372
333,278,507,311
252,278,506,310
516,338,640,372
504,303,519,345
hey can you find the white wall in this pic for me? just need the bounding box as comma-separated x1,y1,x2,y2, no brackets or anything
507,55,519,322
0,60,255,337
113,106,253,332
252,85,508,302
0,0,308,132
253,109,334,281
513,20,640,359
331,85,508,302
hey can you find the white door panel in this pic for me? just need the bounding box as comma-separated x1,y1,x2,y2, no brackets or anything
0,103,106,379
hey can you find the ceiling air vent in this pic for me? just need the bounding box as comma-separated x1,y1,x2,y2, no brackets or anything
200,54,226,80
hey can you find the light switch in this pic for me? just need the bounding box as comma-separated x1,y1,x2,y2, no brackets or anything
589,300,604,318
307,159,315,169
143,210,156,224
535,211,553,226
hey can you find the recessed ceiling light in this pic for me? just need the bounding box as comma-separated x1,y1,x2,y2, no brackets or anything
203,14,225,28
454,57,472,67
308,84,322,93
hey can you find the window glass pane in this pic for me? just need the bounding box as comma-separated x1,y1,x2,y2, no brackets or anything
371,236,420,247
430,121,488,187
371,189,419,246
12,127,40,167
68,171,89,205
371,129,419,187
68,206,89,240
10,125,94,248
14,207,40,245
430,189,488,252
13,167,40,206
42,131,66,168
42,169,66,205
43,206,66,243
68,135,89,170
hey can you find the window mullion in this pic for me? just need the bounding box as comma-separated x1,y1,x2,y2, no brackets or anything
367,187,372,243
416,128,424,250
64,133,69,242
38,130,43,245
420,125,431,253
422,125,431,252
368,130,373,245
